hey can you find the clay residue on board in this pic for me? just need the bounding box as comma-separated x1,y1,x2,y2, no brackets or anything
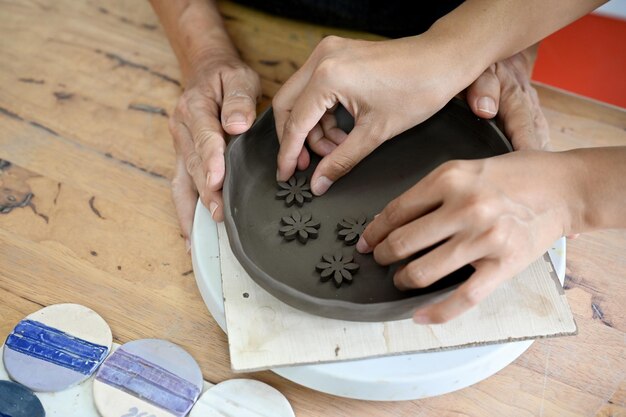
0,160,34,213
0,159,48,223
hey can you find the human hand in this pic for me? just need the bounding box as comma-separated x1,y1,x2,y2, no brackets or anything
465,46,550,151
273,35,475,195
356,150,582,324
168,53,260,246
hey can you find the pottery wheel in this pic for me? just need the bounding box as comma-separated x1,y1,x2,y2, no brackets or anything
223,99,512,321
191,201,567,400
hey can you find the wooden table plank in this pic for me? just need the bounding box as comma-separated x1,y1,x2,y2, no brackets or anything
0,0,624,416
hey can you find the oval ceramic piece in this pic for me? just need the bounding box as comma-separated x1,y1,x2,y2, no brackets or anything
189,379,294,417
223,99,512,322
0,380,45,417
3,303,112,392
93,339,203,417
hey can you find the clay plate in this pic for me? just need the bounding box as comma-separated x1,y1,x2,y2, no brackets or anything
223,99,511,322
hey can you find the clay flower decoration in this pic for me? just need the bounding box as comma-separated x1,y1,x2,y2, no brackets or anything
316,252,360,287
279,211,320,244
337,215,368,245
276,175,313,207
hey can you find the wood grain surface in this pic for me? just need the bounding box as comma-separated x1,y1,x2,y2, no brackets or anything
0,1,624,415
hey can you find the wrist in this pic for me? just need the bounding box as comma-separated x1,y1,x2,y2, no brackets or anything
549,150,589,236
176,1,239,82
424,15,498,93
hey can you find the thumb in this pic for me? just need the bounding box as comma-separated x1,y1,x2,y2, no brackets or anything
221,72,260,135
467,65,500,119
310,123,381,195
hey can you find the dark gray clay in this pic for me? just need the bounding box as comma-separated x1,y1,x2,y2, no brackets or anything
279,211,320,244
316,252,360,288
223,98,511,322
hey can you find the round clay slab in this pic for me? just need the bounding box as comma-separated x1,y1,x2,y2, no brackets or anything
0,380,45,417
189,379,294,417
93,339,203,417
3,303,112,392
223,99,512,321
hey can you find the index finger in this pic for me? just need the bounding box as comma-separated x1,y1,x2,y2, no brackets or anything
276,81,337,181
357,171,444,253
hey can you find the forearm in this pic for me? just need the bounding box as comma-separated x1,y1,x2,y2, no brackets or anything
149,0,237,83
566,147,626,232
426,0,606,90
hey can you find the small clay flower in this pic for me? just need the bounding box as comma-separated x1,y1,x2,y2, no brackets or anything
279,211,320,244
276,175,313,207
337,215,368,245
316,252,360,287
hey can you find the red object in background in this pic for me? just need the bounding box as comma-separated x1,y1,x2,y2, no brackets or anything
532,13,626,108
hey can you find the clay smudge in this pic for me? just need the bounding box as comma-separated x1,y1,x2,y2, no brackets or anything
90,251,98,256
96,49,181,87
119,159,166,179
181,269,193,277
0,161,47,223
591,299,613,328
28,200,49,224
18,78,45,84
29,121,59,136
97,6,109,14
53,91,74,100
103,152,167,179
1,191,32,214
243,292,249,298
88,196,105,219
128,103,168,117
142,23,158,30
0,160,11,170
117,265,122,270
53,182,62,205
334,345,340,357
0,106,24,121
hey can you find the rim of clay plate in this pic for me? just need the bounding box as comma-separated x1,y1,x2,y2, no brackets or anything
222,99,511,322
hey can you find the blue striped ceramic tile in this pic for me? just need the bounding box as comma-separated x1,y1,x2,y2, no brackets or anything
5,319,109,375
96,348,201,417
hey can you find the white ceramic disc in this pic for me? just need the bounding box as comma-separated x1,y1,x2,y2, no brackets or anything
93,339,203,417
3,303,112,392
191,200,567,400
189,379,294,417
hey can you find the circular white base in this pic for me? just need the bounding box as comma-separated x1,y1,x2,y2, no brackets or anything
191,201,566,401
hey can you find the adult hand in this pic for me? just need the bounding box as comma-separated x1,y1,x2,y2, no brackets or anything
168,53,260,247
356,150,581,324
273,35,477,195
465,45,550,151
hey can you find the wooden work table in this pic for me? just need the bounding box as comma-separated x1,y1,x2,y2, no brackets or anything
0,1,624,415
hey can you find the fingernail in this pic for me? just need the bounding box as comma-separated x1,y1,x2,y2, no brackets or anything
224,112,247,127
356,236,372,253
413,312,430,324
209,201,219,219
185,238,191,254
312,176,333,196
205,173,211,188
477,97,497,115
